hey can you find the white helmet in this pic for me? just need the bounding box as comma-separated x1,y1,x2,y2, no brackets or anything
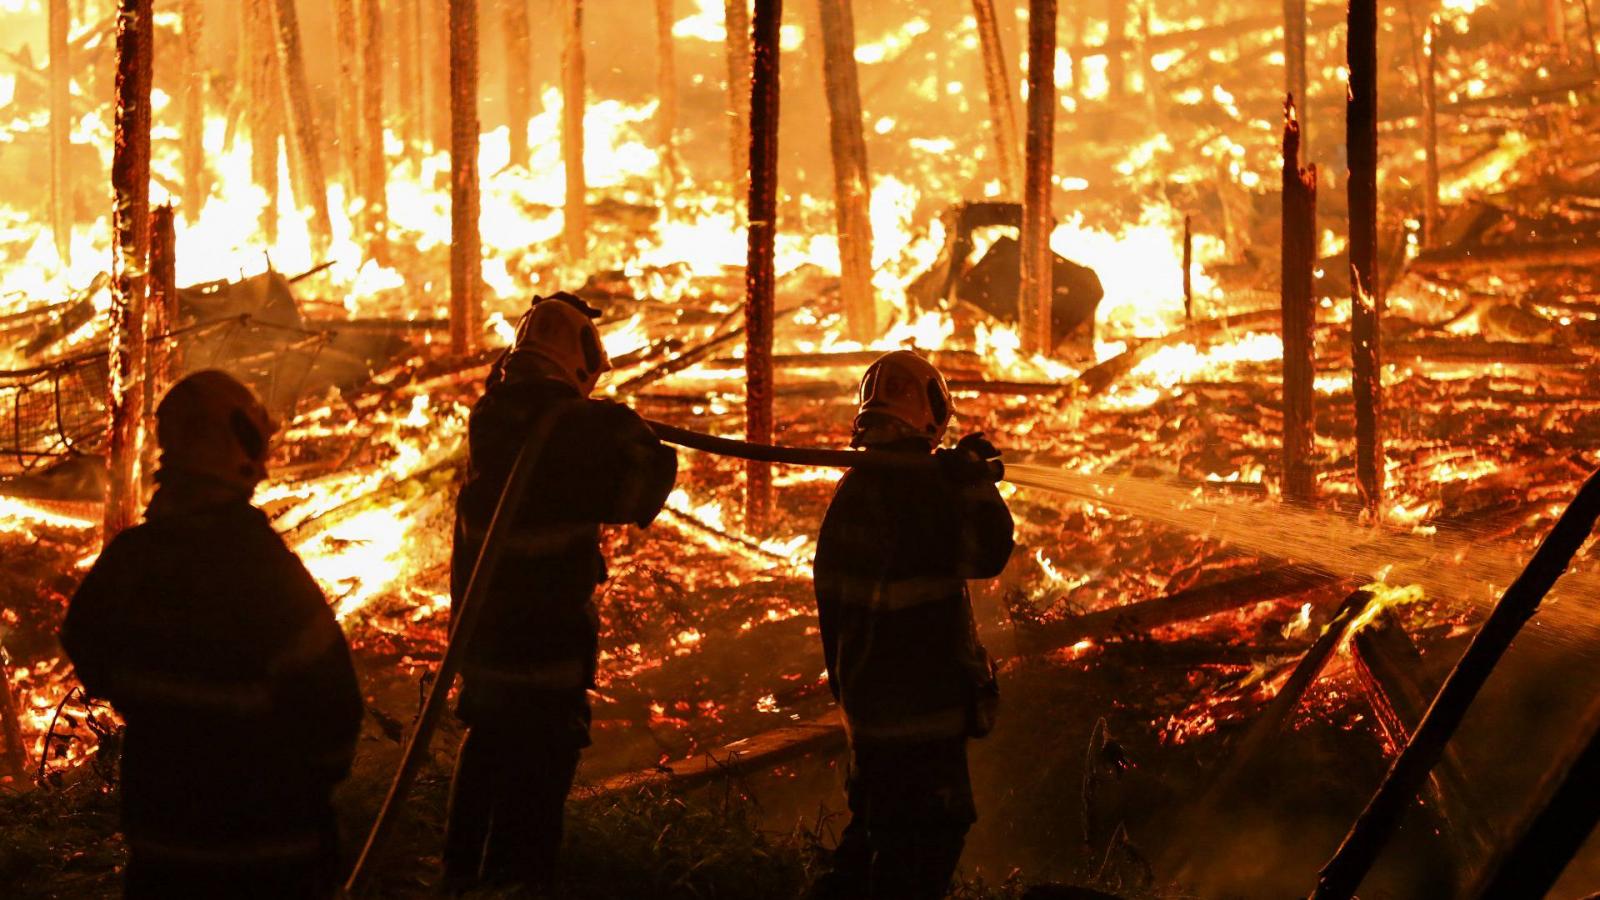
508,292,611,395
852,350,952,448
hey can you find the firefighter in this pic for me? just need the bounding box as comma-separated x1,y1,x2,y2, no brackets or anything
61,371,363,900
811,350,1015,900
444,292,677,891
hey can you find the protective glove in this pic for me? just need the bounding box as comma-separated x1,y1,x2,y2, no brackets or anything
935,432,1004,483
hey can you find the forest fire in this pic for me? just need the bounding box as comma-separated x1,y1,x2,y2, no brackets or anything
3,0,1600,897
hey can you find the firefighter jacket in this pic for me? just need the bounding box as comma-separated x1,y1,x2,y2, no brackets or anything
60,481,362,866
450,375,676,720
814,453,1014,744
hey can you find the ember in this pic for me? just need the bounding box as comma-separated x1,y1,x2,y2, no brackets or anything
2,0,1600,897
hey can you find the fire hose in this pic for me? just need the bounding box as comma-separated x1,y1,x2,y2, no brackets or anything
343,418,1000,894
344,400,576,897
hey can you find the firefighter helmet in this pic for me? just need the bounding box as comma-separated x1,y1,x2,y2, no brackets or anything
852,350,952,448
508,292,611,395
154,370,276,491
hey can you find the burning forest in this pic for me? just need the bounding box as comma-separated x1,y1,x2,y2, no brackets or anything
2,0,1600,897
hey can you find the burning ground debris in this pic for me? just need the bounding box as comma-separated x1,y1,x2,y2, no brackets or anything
2,0,1600,896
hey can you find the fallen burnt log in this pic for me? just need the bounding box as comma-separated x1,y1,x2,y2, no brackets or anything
1348,611,1490,860
1410,237,1600,275
1015,566,1345,655
592,711,844,796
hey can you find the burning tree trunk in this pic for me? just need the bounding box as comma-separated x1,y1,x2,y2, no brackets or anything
449,0,481,354
656,0,679,199
430,0,451,150
1348,0,1383,516
1546,0,1570,60
245,0,281,243
1105,0,1126,98
1402,0,1440,246
971,0,1022,197
360,0,387,250
1314,466,1600,898
269,0,334,255
397,0,421,146
725,0,753,208
745,0,781,532
144,204,177,478
179,0,208,213
816,0,876,342
49,0,70,267
1284,0,1308,150
1182,213,1193,322
504,0,533,168
107,0,154,540
563,0,588,261
1281,99,1318,503
1019,0,1057,355
334,0,363,196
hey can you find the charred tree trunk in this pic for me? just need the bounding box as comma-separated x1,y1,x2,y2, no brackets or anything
1020,0,1057,355
397,0,420,146
656,0,679,199
745,0,781,532
49,0,71,266
971,0,1022,197
725,0,753,209
1182,214,1194,322
430,0,451,150
244,0,281,243
270,0,334,255
1348,0,1382,516
1284,0,1308,150
361,0,387,250
1281,99,1318,503
450,0,481,354
334,0,363,196
504,0,532,168
144,204,176,481
563,0,588,261
816,0,875,342
1314,467,1600,899
106,0,154,540
179,0,208,213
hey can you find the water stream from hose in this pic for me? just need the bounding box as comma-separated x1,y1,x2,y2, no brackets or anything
1005,463,1600,647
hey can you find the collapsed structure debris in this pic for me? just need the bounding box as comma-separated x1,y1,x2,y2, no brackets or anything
3,0,1600,895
